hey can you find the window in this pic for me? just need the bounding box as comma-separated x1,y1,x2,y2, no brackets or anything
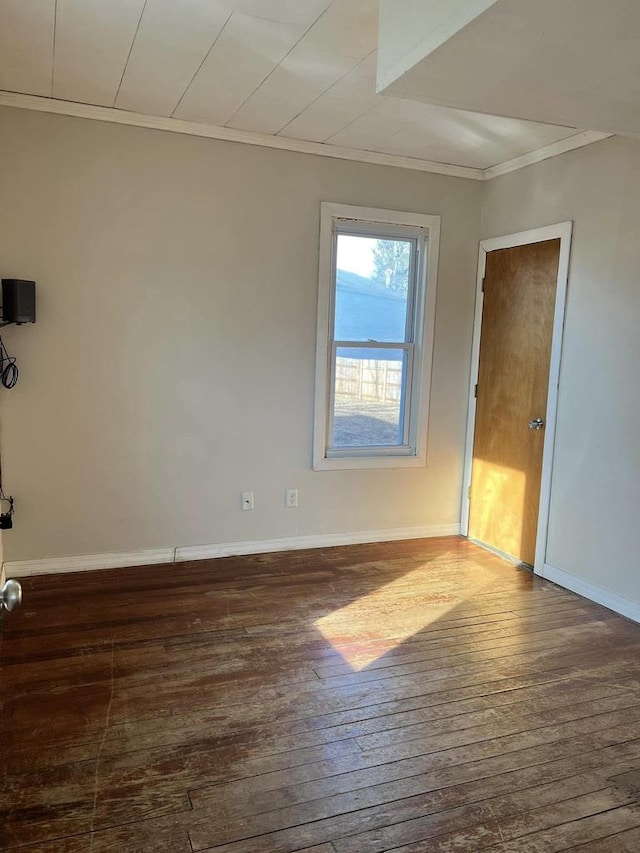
313,203,440,470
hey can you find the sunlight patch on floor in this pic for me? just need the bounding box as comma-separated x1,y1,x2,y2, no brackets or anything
314,559,494,671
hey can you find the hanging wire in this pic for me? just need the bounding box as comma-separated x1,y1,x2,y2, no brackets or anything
0,336,18,389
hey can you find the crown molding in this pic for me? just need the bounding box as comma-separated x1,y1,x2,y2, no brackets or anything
482,130,613,180
0,91,615,183
0,90,483,181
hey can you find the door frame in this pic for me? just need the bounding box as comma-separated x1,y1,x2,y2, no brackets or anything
460,222,573,575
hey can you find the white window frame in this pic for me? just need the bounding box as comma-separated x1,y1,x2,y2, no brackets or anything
313,202,440,471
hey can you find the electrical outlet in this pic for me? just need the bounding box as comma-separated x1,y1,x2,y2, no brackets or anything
285,488,298,508
241,491,254,511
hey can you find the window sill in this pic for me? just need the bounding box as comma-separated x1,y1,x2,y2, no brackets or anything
313,454,426,471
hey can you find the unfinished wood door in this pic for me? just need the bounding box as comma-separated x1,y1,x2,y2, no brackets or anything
468,239,560,566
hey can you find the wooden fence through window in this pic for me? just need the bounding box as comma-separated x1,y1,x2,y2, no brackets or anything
335,356,402,404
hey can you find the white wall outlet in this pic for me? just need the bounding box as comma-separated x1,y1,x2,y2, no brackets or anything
241,491,254,511
285,488,299,508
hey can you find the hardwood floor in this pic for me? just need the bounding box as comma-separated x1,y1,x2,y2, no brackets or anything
2,536,640,852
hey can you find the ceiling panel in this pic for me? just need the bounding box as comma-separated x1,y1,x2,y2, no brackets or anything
0,0,55,96
304,0,378,60
279,64,384,141
53,0,146,105
375,108,579,168
278,94,368,142
173,13,302,125
235,0,333,25
115,0,235,116
327,111,417,151
371,97,440,126
350,49,378,80
227,41,359,134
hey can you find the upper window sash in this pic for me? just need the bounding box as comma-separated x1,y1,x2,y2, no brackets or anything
330,223,426,348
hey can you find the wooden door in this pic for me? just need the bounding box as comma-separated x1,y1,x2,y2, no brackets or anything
468,239,560,566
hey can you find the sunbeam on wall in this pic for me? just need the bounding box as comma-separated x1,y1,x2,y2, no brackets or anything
469,460,527,561
314,557,495,671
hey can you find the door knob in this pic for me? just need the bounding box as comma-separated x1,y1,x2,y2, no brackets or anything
528,418,545,430
1,578,22,612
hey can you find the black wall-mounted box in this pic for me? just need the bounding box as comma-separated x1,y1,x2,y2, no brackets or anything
2,279,36,324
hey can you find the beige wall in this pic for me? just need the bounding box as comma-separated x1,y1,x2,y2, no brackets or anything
482,135,640,606
0,107,482,563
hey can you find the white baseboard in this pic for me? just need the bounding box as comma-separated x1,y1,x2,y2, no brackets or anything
174,524,460,562
543,562,640,624
4,524,461,578
6,548,176,578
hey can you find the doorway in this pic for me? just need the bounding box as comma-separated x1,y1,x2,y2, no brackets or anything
461,223,573,573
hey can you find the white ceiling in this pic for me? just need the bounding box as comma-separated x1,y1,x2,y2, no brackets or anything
0,0,590,171
379,0,640,139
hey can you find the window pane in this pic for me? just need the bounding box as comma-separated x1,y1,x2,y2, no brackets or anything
334,234,412,342
331,347,408,447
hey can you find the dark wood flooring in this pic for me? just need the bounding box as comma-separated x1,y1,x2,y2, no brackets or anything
2,536,640,851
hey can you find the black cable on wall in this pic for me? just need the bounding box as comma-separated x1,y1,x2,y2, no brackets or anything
0,336,18,388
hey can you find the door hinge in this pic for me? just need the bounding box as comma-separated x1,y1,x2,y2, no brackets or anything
468,485,472,499
474,383,478,398
481,276,485,293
